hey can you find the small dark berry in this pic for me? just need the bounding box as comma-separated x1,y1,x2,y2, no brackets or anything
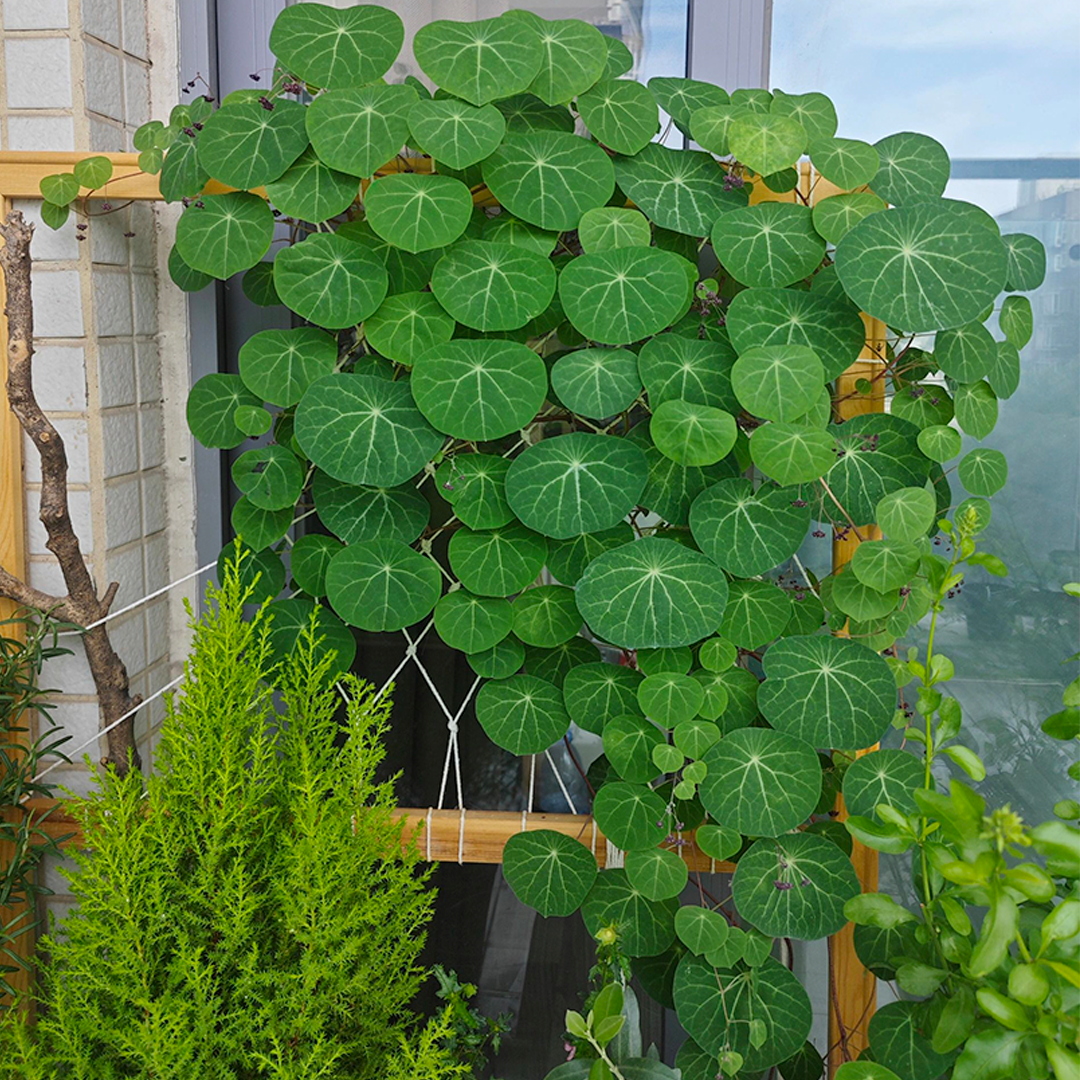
258,95,275,111
193,121,203,131
101,202,111,211
813,529,826,538
249,73,261,82
183,127,196,137
791,498,807,508
124,231,135,238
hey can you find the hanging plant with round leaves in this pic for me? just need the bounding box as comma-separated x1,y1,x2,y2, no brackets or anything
83,5,1050,1076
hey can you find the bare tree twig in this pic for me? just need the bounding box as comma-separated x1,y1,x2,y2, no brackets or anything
0,209,141,774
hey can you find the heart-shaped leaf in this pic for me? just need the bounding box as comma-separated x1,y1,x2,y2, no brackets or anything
842,748,925,819
625,847,689,901
582,868,678,957
578,78,658,155
312,471,429,545
437,454,514,530
407,99,506,169
675,906,729,956
551,347,642,419
712,203,825,289
728,113,807,176
363,292,455,364
237,326,336,407
594,781,669,852
638,334,739,411
513,585,582,648
809,137,878,189
187,373,262,449
264,145,359,222
364,172,472,253
196,99,308,190
871,131,950,206
562,661,643,735
305,84,417,178
176,192,274,279
605,715,665,782
448,522,547,596
651,401,738,467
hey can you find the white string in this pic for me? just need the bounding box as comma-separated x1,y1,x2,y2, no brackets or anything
436,676,480,810
590,818,598,856
58,561,217,636
372,620,435,703
605,839,624,869
457,807,466,865
544,748,577,815
527,754,536,813
29,670,184,788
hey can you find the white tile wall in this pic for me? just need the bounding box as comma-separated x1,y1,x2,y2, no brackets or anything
84,42,125,122
103,477,143,547
120,0,147,58
31,271,85,338
7,115,76,150
32,346,88,411
19,198,80,259
97,341,137,407
91,268,133,336
105,541,146,605
3,0,70,30
101,409,139,477
4,38,73,109
81,0,121,47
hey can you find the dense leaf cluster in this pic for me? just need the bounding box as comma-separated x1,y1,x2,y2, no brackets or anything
36,6,1073,1080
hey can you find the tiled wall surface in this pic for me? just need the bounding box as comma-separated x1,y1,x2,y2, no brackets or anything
1,0,193,789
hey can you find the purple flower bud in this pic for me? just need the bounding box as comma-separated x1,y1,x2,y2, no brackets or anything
774,880,794,891
258,96,275,111
791,498,807,508
124,231,135,238
801,877,810,887
813,529,826,538
249,73,261,82
101,202,112,211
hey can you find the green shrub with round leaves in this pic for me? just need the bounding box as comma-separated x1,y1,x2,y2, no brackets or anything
53,6,1057,1078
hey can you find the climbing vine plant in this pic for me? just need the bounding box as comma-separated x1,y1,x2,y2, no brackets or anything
39,6,1075,1080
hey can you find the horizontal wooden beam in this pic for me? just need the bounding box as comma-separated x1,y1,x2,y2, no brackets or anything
16,798,735,872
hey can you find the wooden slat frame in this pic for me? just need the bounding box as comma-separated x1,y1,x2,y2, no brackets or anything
0,153,883,1068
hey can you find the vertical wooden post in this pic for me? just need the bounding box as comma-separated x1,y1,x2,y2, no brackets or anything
0,190,35,1007
827,317,887,1071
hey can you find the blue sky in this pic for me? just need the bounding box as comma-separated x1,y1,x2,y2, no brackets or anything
769,0,1080,158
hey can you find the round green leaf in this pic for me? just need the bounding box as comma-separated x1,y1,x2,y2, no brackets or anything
1002,232,1046,291
494,93,575,134
809,137,879,190
842,748,924,819
822,414,931,526
712,203,825,289
551,348,641,419
502,829,598,917
187,373,261,450
811,191,886,244
313,471,428,545
871,131,950,206
482,213,558,255
772,91,836,142
851,539,920,593
219,542,285,602
733,833,859,939
295,373,442,486
917,424,962,463
476,672,570,754
689,478,810,577
414,17,543,105
525,638,599,688
577,537,730,649
431,239,556,330
593,781,669,852
265,597,356,678
648,77,729,128
230,499,290,551
437,453,514,530
699,637,737,673
699,727,820,836
563,662,643,736
40,172,79,206
604,715,665,783
233,405,271,437
337,218,432,294
582,868,677,957
325,539,440,631
732,344,825,422
290,534,342,597
987,340,1020,399
578,77,658,155
688,103,751,156
274,232,388,329
751,423,836,486
999,294,1033,349
513,14,605,104
505,432,647,540
231,445,303,511
448,522,547,597
759,634,897,750
729,113,807,176
175,192,273,280
467,637,525,680
675,906,729,956
196,98,308,190
411,338,547,441
577,207,652,253
364,172,472,254
835,200,1008,333
638,334,738,411
891,382,954,430
868,1002,954,1080
407,99,505,170
305,84,417,178
559,245,691,345
876,487,936,543
625,847,688,902
242,261,280,307
512,585,581,648
674,955,812,1073
483,131,614,231
264,145,358,222
694,823,740,862
934,321,996,382
726,287,866,382
269,3,402,89
434,589,512,653
238,326,336,407
651,401,737,467
638,672,705,727
167,245,213,292
638,647,693,677
614,143,746,236
719,580,793,650
958,447,1007,496
363,292,455,364
953,381,998,439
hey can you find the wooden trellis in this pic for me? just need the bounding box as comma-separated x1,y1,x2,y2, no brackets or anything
0,152,884,1068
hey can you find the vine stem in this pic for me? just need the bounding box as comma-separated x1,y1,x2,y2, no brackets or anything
827,935,853,1063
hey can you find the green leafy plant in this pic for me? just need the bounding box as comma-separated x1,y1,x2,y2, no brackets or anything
36,6,1068,1078
0,558,472,1078
0,610,73,1003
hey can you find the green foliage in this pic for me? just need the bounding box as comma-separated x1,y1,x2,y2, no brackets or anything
46,5,1059,1074
0,611,74,1004
0,563,453,1078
